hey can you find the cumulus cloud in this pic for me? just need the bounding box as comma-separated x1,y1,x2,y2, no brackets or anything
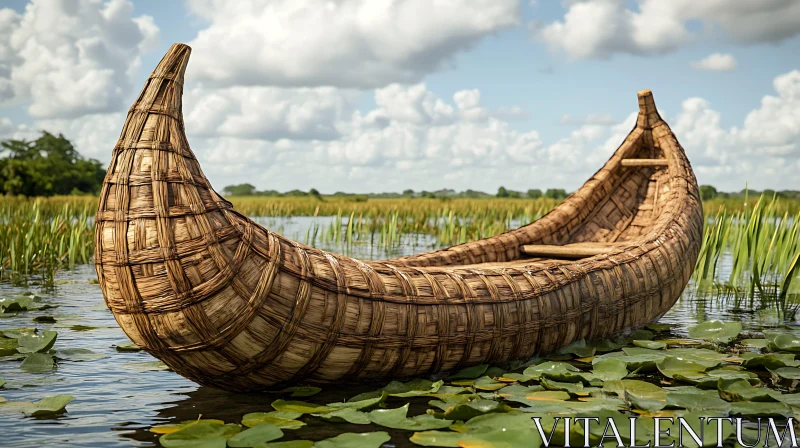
537,0,800,59
185,0,520,88
189,71,800,192
671,70,800,188
184,86,361,140
691,53,737,71
0,0,159,118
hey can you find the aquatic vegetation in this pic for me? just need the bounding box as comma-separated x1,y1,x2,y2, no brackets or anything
73,322,794,446
0,198,94,286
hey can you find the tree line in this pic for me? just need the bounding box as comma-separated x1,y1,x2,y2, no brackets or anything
2,134,798,201
0,132,105,196
222,183,571,199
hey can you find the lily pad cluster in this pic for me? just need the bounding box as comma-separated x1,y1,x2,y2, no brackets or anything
1,326,105,379
145,320,800,447
0,293,57,314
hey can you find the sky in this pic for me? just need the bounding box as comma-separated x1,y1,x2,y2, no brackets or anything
0,0,799,194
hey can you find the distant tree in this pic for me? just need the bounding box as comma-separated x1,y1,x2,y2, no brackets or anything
699,185,718,201
496,186,510,198
421,191,436,198
508,190,521,198
402,189,414,197
284,189,308,197
527,189,543,199
544,189,568,199
0,132,105,197
222,183,257,196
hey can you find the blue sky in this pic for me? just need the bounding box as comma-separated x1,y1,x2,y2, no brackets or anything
1,0,799,193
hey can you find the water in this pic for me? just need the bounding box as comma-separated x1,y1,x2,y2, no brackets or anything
0,217,796,447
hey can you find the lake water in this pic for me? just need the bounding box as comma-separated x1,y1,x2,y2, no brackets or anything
0,217,796,447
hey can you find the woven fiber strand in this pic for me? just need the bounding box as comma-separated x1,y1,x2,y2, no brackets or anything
95,43,703,392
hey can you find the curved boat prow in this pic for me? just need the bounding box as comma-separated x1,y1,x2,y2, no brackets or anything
96,43,703,391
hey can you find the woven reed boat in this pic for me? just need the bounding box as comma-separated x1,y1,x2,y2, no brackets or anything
95,43,703,392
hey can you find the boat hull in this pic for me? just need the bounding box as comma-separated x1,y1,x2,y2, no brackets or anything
95,44,703,391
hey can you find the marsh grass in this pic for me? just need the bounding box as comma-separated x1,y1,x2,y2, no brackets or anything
693,194,800,313
2,194,799,299
0,198,94,286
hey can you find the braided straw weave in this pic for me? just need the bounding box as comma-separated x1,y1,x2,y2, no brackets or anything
95,43,703,391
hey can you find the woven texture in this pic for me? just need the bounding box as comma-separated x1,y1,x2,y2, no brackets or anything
95,43,704,391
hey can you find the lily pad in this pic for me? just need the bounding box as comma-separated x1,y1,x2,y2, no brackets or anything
227,424,283,447
280,386,321,397
22,395,74,416
329,392,387,411
557,339,596,358
740,352,800,369
633,340,666,350
447,364,489,380
664,348,727,368
151,420,226,434
241,411,305,430
656,356,708,380
257,442,313,448
17,330,57,353
159,421,241,448
769,366,800,380
314,432,390,448
0,328,36,338
66,325,99,332
540,378,591,397
597,350,665,371
729,401,791,417
314,408,370,424
54,348,106,362
717,378,780,402
368,403,452,430
472,376,506,391
646,323,672,332
271,399,332,415
581,358,628,382
0,338,18,356
20,353,55,372
522,361,581,380
766,332,800,353
124,361,171,372
351,379,443,401
442,399,511,420
602,380,664,398
32,316,56,323
740,339,768,349
114,341,142,352
665,390,731,413
687,321,742,344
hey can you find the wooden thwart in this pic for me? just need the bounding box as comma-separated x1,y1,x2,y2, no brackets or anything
520,244,616,259
621,159,668,167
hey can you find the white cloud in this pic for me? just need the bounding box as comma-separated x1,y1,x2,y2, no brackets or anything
672,70,800,188
185,0,520,88
184,86,361,140
0,0,159,118
189,71,800,193
537,0,800,59
33,112,126,160
733,70,800,157
0,117,38,142
691,53,737,71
